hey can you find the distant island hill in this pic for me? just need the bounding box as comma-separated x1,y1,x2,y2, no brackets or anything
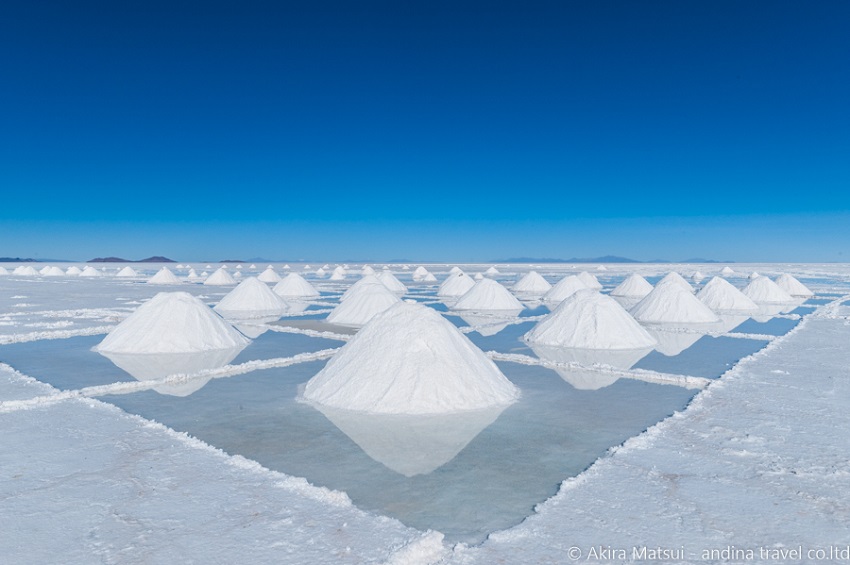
88,256,176,263
1,255,733,264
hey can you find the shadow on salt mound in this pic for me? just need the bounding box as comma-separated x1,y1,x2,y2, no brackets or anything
456,310,522,336
98,346,245,397
529,343,653,390
311,404,507,477
301,302,519,414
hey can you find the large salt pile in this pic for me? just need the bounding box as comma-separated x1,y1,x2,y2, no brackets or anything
65,266,82,275
43,266,65,277
147,267,181,285
257,266,281,283
38,266,51,275
453,278,524,311
775,273,814,298
313,405,506,476
327,284,401,327
544,275,588,303
361,265,376,276
512,271,552,294
116,266,138,278
273,272,320,298
214,277,288,318
720,266,735,277
630,281,720,324
526,289,656,350
95,292,250,354
742,276,795,304
610,273,653,298
438,271,476,297
79,266,102,277
576,271,602,290
203,267,237,286
340,274,386,301
658,271,693,293
378,270,407,294
697,276,759,313
302,302,519,414
412,266,430,281
12,265,38,276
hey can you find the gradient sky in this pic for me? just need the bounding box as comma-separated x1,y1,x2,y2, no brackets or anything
1,1,849,262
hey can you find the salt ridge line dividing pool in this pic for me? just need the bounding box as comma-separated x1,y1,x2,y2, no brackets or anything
0,348,341,413
0,325,116,345
487,352,710,390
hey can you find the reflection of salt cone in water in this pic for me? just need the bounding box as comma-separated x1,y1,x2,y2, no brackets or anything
715,314,749,334
313,404,507,477
231,316,281,338
528,343,653,390
99,346,245,396
457,310,521,336
644,326,704,356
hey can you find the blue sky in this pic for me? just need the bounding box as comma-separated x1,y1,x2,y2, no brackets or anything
1,1,848,261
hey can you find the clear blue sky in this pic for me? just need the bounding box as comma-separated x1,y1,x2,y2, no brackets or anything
1,1,848,262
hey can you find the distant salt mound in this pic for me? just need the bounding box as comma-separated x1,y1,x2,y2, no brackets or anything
330,266,346,280
610,273,653,299
526,289,656,350
79,266,102,277
473,272,484,281
378,271,407,294
303,302,519,414
327,284,401,328
720,266,735,276
95,292,250,354
12,265,37,276
0,267,8,275
361,265,376,276
422,272,437,282
697,276,759,313
658,272,693,293
203,267,237,286
116,266,138,278
214,277,288,318
544,275,588,303
631,282,720,324
438,271,476,297
412,266,430,281
65,266,82,275
513,271,552,294
692,271,705,283
449,266,463,275
775,273,814,298
43,266,65,277
341,274,386,301
315,268,326,278
257,267,281,283
39,265,51,275
749,271,760,280
576,271,602,290
453,278,523,311
303,265,311,270
273,273,320,298
485,266,500,276
233,271,242,279
147,267,181,285
742,276,795,304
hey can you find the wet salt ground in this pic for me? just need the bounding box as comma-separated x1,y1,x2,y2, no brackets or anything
0,269,824,545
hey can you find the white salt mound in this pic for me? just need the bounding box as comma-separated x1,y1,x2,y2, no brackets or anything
116,266,138,278
692,271,705,283
526,289,656,350
775,273,814,298
43,266,65,277
214,277,288,318
327,284,401,327
576,271,602,290
203,267,237,286
474,272,484,281
361,265,376,276
453,278,524,311
438,271,476,297
315,268,326,277
95,292,250,354
66,266,82,275
412,266,430,281
233,271,242,279
631,281,720,324
485,266,500,276
341,274,386,301
742,276,795,304
79,266,102,277
39,266,51,275
12,266,36,276
697,276,759,313
449,266,463,275
544,275,588,303
512,271,552,294
658,271,693,293
749,271,760,280
720,266,735,276
0,267,8,275
423,272,437,282
329,267,346,280
273,273,320,298
147,267,181,285
378,271,407,294
257,267,281,283
303,302,520,414
610,273,653,298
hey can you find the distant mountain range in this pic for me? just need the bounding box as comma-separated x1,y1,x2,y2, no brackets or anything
88,256,176,263
493,255,733,264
